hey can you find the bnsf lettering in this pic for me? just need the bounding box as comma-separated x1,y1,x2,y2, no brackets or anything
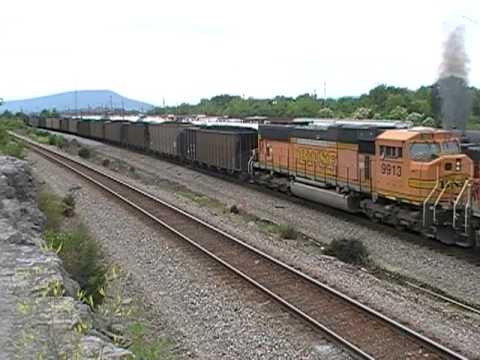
381,163,401,177
297,148,336,167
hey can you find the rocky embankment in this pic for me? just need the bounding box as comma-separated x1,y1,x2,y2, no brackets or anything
0,156,130,359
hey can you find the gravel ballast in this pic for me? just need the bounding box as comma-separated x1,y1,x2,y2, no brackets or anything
28,151,350,360
27,134,480,358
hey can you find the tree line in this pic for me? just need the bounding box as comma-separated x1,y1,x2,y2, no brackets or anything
149,84,480,127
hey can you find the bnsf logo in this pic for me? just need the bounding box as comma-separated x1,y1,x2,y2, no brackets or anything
297,148,336,167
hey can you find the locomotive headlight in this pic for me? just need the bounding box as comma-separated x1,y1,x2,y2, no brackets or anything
456,159,461,171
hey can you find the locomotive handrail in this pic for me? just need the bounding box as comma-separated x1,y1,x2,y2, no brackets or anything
433,181,451,224
465,182,472,233
453,180,470,228
423,167,440,227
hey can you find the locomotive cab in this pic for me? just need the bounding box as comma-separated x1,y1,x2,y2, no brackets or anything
373,128,475,245
375,128,473,205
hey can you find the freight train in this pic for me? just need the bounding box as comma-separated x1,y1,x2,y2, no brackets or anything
28,117,480,248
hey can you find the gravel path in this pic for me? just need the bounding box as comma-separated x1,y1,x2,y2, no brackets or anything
28,133,480,358
28,151,350,360
47,130,480,307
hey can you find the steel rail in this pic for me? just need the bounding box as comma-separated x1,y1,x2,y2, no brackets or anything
15,133,468,360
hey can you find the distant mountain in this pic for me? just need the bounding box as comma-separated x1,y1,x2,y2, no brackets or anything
0,90,155,113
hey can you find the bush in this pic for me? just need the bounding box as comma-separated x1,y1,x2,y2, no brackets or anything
1,141,24,159
229,204,239,214
78,147,91,159
324,238,369,266
48,134,57,145
102,158,110,167
278,224,298,240
44,226,107,305
62,193,76,217
48,134,66,147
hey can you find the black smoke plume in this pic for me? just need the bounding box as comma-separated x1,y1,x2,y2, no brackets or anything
435,26,472,133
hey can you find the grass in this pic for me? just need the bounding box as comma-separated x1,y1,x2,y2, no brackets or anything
176,190,226,211
38,191,66,231
44,226,107,305
0,117,26,158
39,190,107,305
128,323,173,360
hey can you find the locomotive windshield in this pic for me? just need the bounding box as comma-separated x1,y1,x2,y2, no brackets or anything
441,141,460,154
410,142,440,161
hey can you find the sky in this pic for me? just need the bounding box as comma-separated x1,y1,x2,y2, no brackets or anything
1,0,479,106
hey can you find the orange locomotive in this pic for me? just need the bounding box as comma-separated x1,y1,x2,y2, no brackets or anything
252,122,479,247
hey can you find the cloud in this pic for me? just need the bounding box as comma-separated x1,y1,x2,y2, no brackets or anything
0,0,478,105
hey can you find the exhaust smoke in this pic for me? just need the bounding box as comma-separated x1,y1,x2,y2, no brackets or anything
437,26,472,133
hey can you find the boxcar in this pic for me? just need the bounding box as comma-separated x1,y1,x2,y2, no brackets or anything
148,122,190,157
68,118,80,134
60,118,69,132
45,118,54,129
29,117,40,128
77,120,92,138
186,126,258,172
104,121,129,145
51,118,61,130
39,118,47,128
90,120,106,140
125,122,149,150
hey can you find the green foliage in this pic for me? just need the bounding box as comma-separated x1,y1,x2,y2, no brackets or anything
39,108,59,119
324,238,369,266
38,191,65,231
317,107,335,118
128,323,172,360
47,133,66,148
44,226,107,305
62,193,76,217
422,117,436,127
148,82,480,123
352,107,373,119
387,106,408,120
278,224,298,240
78,147,91,159
1,141,24,159
405,112,424,125
0,117,26,159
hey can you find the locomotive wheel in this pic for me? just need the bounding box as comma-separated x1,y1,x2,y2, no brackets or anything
436,227,457,245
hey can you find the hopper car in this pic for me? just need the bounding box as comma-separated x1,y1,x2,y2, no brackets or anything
29,116,480,247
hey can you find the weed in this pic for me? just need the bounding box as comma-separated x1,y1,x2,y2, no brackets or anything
78,147,91,159
128,323,172,360
38,191,65,231
324,238,370,266
278,224,298,240
176,190,225,211
1,140,24,159
62,193,76,217
102,158,110,167
44,226,107,305
229,204,239,214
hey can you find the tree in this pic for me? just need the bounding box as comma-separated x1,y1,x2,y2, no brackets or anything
387,106,408,120
317,107,335,118
405,112,424,125
422,117,436,127
352,107,373,119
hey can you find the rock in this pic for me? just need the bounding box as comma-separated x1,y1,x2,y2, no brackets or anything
0,156,131,359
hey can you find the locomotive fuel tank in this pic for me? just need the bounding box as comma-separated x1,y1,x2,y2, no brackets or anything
290,181,360,213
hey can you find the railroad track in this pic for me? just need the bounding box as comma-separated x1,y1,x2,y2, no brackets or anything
15,133,468,360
